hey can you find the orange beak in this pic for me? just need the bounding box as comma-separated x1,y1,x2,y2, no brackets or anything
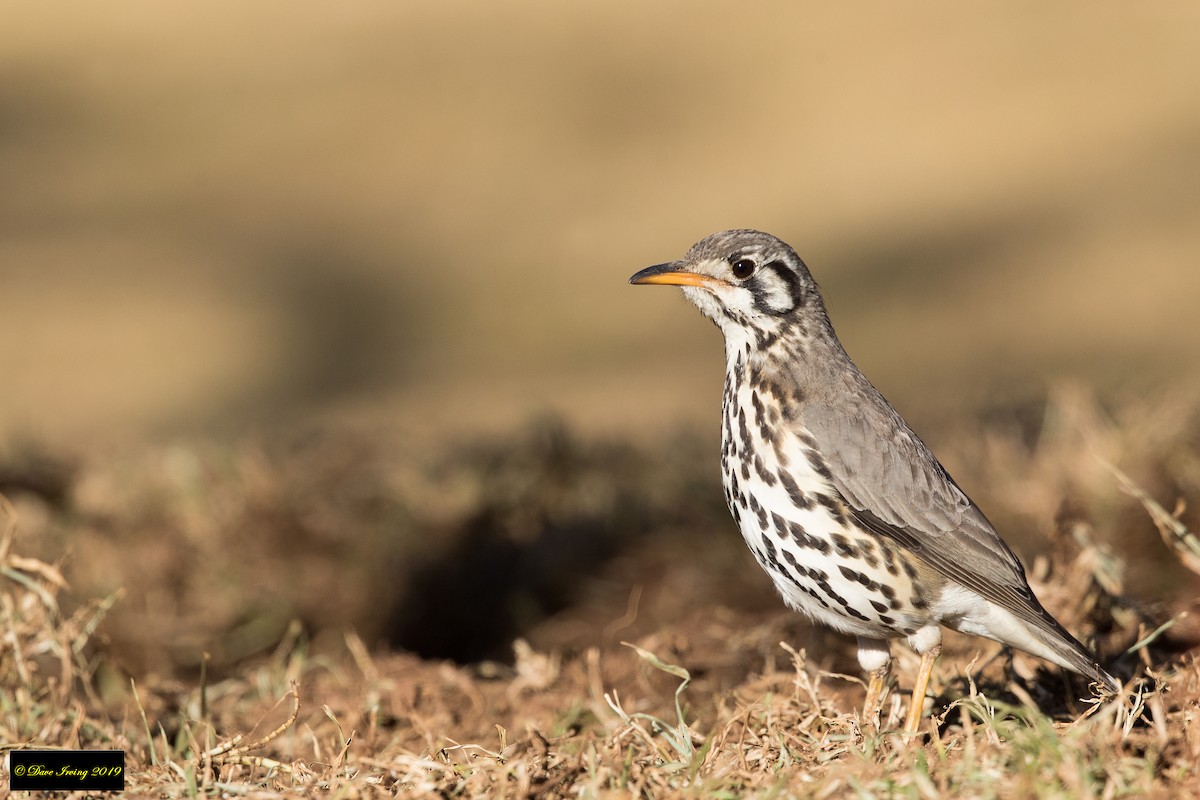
628,262,726,289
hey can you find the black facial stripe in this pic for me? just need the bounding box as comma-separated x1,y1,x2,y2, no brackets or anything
764,260,804,308
745,259,804,315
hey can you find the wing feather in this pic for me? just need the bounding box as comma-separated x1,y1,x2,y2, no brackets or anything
791,349,1113,688
804,370,1031,603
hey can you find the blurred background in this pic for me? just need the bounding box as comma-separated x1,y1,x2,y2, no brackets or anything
2,3,1199,676
3,2,1199,447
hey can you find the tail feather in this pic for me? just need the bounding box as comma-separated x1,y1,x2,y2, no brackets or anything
1034,613,1119,693
954,591,1119,694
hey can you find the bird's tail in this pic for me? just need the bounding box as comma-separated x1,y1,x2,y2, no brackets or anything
1023,606,1120,694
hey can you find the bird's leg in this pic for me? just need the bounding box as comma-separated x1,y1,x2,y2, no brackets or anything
856,637,891,730
862,662,891,729
903,645,941,734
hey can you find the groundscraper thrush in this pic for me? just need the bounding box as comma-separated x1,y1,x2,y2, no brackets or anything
629,229,1117,733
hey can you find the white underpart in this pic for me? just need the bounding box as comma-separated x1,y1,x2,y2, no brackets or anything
733,426,907,638
934,584,1080,673
715,321,929,641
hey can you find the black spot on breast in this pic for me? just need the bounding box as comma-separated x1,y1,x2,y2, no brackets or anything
772,437,792,470
831,533,858,558
759,328,780,350
879,615,896,626
870,600,889,614
771,512,789,540
806,449,834,482
750,390,775,443
855,539,879,568
838,564,880,592
762,536,777,561
777,472,811,510
743,495,767,530
816,578,838,603
758,422,773,445
881,545,899,576
761,537,804,589
753,455,775,486
791,521,830,554
815,493,848,527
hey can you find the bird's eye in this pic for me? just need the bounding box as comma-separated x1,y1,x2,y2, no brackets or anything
730,258,756,279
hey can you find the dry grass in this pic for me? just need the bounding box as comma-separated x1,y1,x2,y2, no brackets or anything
2,390,1200,797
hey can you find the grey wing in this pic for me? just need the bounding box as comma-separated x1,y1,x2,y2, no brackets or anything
805,377,1039,613
797,358,1114,689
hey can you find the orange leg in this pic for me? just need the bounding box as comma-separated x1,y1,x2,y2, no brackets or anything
862,663,890,730
903,645,941,735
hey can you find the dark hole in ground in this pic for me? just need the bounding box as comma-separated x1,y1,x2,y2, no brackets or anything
382,418,725,664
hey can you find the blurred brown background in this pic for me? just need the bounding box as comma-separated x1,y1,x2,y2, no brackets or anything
3,3,1200,677
3,2,1199,449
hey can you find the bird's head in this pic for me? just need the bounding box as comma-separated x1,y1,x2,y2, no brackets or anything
629,230,823,337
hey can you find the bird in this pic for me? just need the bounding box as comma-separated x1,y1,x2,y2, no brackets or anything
629,229,1118,734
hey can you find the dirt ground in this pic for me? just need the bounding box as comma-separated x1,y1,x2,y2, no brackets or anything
2,387,1199,797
